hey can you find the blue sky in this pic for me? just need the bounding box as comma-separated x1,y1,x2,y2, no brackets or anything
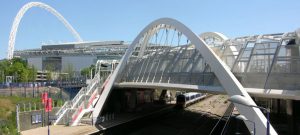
0,0,300,59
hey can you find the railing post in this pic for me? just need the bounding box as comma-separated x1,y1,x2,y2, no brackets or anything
16,104,20,133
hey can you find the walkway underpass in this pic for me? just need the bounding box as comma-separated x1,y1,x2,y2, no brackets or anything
96,94,243,135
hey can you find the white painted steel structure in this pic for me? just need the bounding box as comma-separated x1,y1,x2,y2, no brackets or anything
92,18,278,135
54,60,117,126
199,32,228,47
7,2,82,59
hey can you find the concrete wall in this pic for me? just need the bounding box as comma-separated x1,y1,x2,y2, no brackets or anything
27,57,42,71
19,107,60,131
62,56,96,72
25,55,122,73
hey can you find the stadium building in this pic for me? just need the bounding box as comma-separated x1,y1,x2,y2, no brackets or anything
14,41,128,74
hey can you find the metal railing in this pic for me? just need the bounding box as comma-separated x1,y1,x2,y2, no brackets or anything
86,73,100,94
71,87,87,107
54,71,101,125
55,101,70,116
70,72,113,126
54,61,115,125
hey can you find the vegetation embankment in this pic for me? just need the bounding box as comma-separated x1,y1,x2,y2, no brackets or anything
0,96,64,135
0,96,39,135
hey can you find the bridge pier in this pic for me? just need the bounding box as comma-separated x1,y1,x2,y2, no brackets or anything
286,100,300,135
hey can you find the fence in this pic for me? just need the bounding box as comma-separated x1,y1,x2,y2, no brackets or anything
17,106,61,131
0,80,87,89
0,86,76,102
17,101,64,113
0,87,43,97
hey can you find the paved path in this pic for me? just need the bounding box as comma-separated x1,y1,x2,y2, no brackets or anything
21,125,99,135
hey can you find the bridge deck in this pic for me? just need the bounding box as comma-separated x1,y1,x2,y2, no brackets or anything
115,82,225,94
116,82,300,100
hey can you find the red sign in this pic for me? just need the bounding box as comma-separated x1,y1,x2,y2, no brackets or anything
42,93,48,104
45,98,52,112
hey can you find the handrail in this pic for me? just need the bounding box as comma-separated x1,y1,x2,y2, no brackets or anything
55,101,70,116
86,73,100,94
72,87,86,104
55,101,69,115
55,69,113,126
70,72,112,126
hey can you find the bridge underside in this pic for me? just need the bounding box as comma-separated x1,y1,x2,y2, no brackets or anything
115,82,224,94
115,82,300,100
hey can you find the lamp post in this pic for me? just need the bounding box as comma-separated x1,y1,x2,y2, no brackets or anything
236,115,256,135
47,86,51,135
228,95,270,135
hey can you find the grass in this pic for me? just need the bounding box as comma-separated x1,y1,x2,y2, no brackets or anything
0,95,64,135
0,96,40,135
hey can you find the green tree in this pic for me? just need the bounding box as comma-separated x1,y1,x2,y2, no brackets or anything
28,66,37,82
81,67,90,78
20,68,29,82
80,64,95,79
0,58,37,83
0,61,7,82
10,62,25,82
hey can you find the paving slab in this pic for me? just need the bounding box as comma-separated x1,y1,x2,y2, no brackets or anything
21,125,98,135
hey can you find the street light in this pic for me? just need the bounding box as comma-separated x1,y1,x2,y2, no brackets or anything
228,95,270,135
47,86,51,135
236,115,256,135
48,86,53,98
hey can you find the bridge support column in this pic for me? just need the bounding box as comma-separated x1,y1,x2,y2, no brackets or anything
127,91,137,110
286,100,297,135
276,99,281,114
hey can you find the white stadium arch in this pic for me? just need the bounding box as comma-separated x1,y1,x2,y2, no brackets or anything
7,2,83,59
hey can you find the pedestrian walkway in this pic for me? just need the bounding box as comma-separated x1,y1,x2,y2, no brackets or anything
21,125,98,135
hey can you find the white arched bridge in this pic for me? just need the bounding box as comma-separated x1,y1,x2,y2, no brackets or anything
52,17,300,135
9,2,300,135
34,15,300,134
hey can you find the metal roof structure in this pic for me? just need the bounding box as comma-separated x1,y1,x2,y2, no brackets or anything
14,41,128,58
91,18,288,135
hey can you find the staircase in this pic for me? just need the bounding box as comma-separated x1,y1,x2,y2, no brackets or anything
54,60,116,126
70,75,111,126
